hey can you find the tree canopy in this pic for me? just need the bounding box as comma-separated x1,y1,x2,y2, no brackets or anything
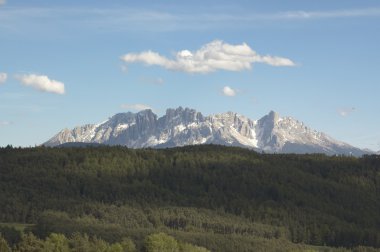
0,145,379,251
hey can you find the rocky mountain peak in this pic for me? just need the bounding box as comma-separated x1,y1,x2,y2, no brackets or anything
261,110,279,125
256,110,280,149
43,107,371,156
136,109,156,121
162,107,203,126
268,110,279,122
107,112,135,126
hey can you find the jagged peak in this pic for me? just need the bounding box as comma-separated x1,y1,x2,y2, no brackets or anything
137,108,154,114
134,110,157,123
163,107,203,123
224,111,237,116
135,109,156,121
58,128,72,133
212,111,248,121
258,110,280,127
165,106,198,114
268,110,280,122
43,107,371,156
211,111,235,117
106,112,137,126
110,112,135,119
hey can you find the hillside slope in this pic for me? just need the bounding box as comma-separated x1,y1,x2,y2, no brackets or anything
0,145,379,250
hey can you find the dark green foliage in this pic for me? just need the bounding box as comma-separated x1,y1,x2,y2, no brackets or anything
0,234,11,252
15,233,44,252
144,232,210,252
0,226,22,246
0,145,380,250
120,237,136,252
1,231,134,252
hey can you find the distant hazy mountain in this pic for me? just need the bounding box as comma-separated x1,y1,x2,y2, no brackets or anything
44,107,370,156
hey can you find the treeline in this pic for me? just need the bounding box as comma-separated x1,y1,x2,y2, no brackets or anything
0,145,380,250
0,230,210,252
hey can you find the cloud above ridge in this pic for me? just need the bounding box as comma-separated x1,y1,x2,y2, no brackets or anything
0,73,7,84
338,107,356,117
222,86,237,97
0,121,11,126
16,74,65,94
121,103,153,112
121,40,295,74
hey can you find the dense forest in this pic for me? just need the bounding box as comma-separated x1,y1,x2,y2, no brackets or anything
0,145,379,251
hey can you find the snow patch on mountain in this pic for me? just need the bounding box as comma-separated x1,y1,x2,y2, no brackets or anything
44,107,371,156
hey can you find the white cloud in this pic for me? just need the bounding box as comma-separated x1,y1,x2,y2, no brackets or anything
2,7,379,35
222,86,237,97
0,121,11,126
15,74,65,94
121,40,295,74
279,8,380,20
121,103,153,111
0,0,5,5
139,76,164,85
338,107,356,117
0,73,7,84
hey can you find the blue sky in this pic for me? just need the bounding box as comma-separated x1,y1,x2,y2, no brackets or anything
0,0,380,150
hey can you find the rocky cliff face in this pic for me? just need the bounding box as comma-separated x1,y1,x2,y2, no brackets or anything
44,107,369,156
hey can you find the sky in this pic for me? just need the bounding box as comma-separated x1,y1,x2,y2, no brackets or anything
0,0,380,150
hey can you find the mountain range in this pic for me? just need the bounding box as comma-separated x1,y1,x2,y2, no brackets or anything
44,107,369,156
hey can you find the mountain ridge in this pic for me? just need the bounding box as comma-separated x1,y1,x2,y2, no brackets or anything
44,107,370,156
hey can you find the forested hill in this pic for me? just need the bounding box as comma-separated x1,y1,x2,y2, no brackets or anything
0,145,380,251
